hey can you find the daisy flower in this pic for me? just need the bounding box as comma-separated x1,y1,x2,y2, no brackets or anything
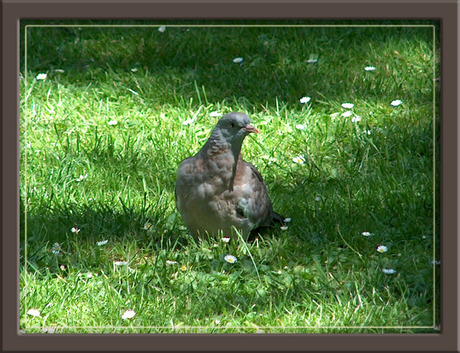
382,268,396,274
391,99,403,107
314,196,321,202
36,73,47,81
97,240,108,246
76,174,88,182
180,265,187,271
280,226,288,231
224,254,237,264
142,222,152,230
166,260,178,265
71,227,80,234
222,237,231,243
284,218,292,223
121,309,136,320
299,96,311,104
292,156,305,164
233,57,244,64
376,245,388,253
351,116,362,123
341,103,354,109
364,66,376,71
209,111,222,117
52,242,61,255
114,261,128,266
306,54,318,63
158,26,166,33
27,309,41,317
341,111,353,118
361,231,373,237
295,124,306,130
108,120,118,126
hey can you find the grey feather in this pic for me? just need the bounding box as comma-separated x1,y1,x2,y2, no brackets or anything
175,112,283,240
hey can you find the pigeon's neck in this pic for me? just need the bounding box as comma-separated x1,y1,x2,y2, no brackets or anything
203,131,243,159
202,132,243,191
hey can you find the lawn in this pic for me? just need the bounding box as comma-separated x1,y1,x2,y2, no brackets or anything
20,20,440,333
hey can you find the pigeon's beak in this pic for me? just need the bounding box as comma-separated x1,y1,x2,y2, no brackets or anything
243,124,260,134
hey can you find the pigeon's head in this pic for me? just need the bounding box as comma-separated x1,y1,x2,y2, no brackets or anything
213,112,259,145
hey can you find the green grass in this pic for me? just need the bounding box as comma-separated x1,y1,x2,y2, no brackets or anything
20,20,440,333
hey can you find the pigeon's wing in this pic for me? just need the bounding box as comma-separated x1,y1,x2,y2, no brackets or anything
236,160,275,229
175,156,205,238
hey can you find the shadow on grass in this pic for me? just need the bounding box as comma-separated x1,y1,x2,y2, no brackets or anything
21,20,439,108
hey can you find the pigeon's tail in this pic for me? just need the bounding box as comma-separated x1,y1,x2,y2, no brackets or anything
271,211,286,225
249,210,287,240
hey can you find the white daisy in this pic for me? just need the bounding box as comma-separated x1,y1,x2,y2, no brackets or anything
361,231,373,237
292,156,305,164
224,254,237,264
306,54,318,63
295,124,306,130
314,196,321,202
391,100,403,107
113,261,128,266
299,96,311,104
71,227,80,234
158,26,166,33
210,111,222,117
233,57,244,64
36,73,47,81
76,174,88,182
108,120,118,126
222,237,231,243
121,309,136,320
283,218,292,223
382,268,396,274
341,111,353,118
97,240,108,246
142,222,152,230
351,116,362,123
166,260,178,265
27,309,41,317
364,66,376,71
376,245,388,253
341,103,354,109
280,226,288,231
52,242,61,255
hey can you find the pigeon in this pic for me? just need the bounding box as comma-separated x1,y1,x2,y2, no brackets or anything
175,112,284,241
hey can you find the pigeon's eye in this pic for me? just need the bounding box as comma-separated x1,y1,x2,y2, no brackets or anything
230,122,235,128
